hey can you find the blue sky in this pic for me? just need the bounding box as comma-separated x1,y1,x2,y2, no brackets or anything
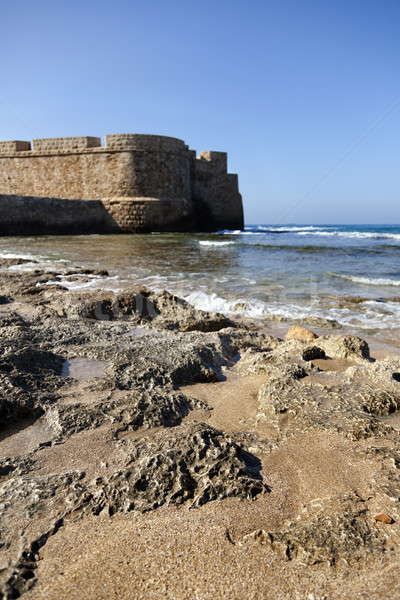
1,0,399,224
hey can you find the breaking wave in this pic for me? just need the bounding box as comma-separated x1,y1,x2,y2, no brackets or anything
330,273,400,287
198,241,236,247
182,289,400,329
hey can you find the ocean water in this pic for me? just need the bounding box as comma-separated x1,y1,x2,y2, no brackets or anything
2,224,400,333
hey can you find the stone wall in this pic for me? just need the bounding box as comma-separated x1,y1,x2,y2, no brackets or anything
0,195,119,235
102,197,195,233
0,134,244,234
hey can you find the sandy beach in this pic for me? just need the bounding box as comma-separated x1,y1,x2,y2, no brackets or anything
1,259,400,599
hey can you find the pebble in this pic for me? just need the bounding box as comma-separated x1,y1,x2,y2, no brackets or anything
373,512,393,524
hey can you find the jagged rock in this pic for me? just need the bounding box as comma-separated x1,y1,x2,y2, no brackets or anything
42,403,112,437
0,348,64,425
217,328,281,356
88,422,268,515
241,509,385,565
116,388,208,430
0,470,86,598
149,290,234,332
44,387,210,438
51,287,233,333
257,361,400,439
302,345,326,361
104,331,226,388
316,335,370,361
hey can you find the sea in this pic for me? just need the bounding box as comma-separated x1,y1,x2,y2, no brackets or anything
2,224,400,338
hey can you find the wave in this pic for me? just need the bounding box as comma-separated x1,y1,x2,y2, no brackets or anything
39,274,126,292
330,273,400,286
297,230,400,240
183,289,400,329
231,242,388,255
221,226,328,236
250,225,324,233
0,252,42,261
183,291,269,319
198,241,236,247
221,226,400,241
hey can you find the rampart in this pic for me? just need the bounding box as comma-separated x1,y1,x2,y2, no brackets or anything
0,134,244,234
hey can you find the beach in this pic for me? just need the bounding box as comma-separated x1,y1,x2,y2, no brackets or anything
0,229,400,598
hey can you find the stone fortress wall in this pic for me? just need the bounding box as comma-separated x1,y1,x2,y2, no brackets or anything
0,134,244,234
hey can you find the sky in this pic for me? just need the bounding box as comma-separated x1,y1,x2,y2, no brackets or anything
1,0,399,224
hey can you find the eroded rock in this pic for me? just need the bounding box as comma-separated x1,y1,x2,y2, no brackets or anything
89,422,268,515
241,509,385,565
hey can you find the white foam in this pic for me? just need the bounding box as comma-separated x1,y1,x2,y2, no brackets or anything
182,289,400,329
183,291,269,318
8,262,44,272
198,241,235,247
255,225,323,233
39,275,125,292
0,252,41,260
297,230,400,240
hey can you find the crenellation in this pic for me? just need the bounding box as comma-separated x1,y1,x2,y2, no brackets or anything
32,136,101,152
198,151,228,171
0,140,32,153
105,134,188,155
0,133,243,233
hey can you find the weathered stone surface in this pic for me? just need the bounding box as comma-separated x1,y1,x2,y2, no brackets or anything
150,290,234,332
47,286,233,333
255,353,400,441
0,470,86,598
241,508,386,565
316,334,370,361
89,422,267,515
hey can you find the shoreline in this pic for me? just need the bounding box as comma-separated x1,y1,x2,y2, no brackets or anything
0,262,400,599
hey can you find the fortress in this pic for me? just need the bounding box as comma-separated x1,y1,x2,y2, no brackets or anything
0,134,244,234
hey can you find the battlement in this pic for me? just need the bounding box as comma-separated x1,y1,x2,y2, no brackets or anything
32,136,101,152
198,151,227,170
105,134,187,153
0,140,32,153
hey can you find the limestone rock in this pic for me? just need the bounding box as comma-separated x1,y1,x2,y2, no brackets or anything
54,287,233,333
241,509,385,565
104,331,225,388
114,388,209,430
149,290,233,332
285,325,317,341
316,335,370,361
89,422,268,515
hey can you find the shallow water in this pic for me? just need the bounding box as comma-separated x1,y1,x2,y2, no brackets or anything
61,358,108,380
1,224,400,332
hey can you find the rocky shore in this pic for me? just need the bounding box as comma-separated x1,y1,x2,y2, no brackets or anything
1,260,400,599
